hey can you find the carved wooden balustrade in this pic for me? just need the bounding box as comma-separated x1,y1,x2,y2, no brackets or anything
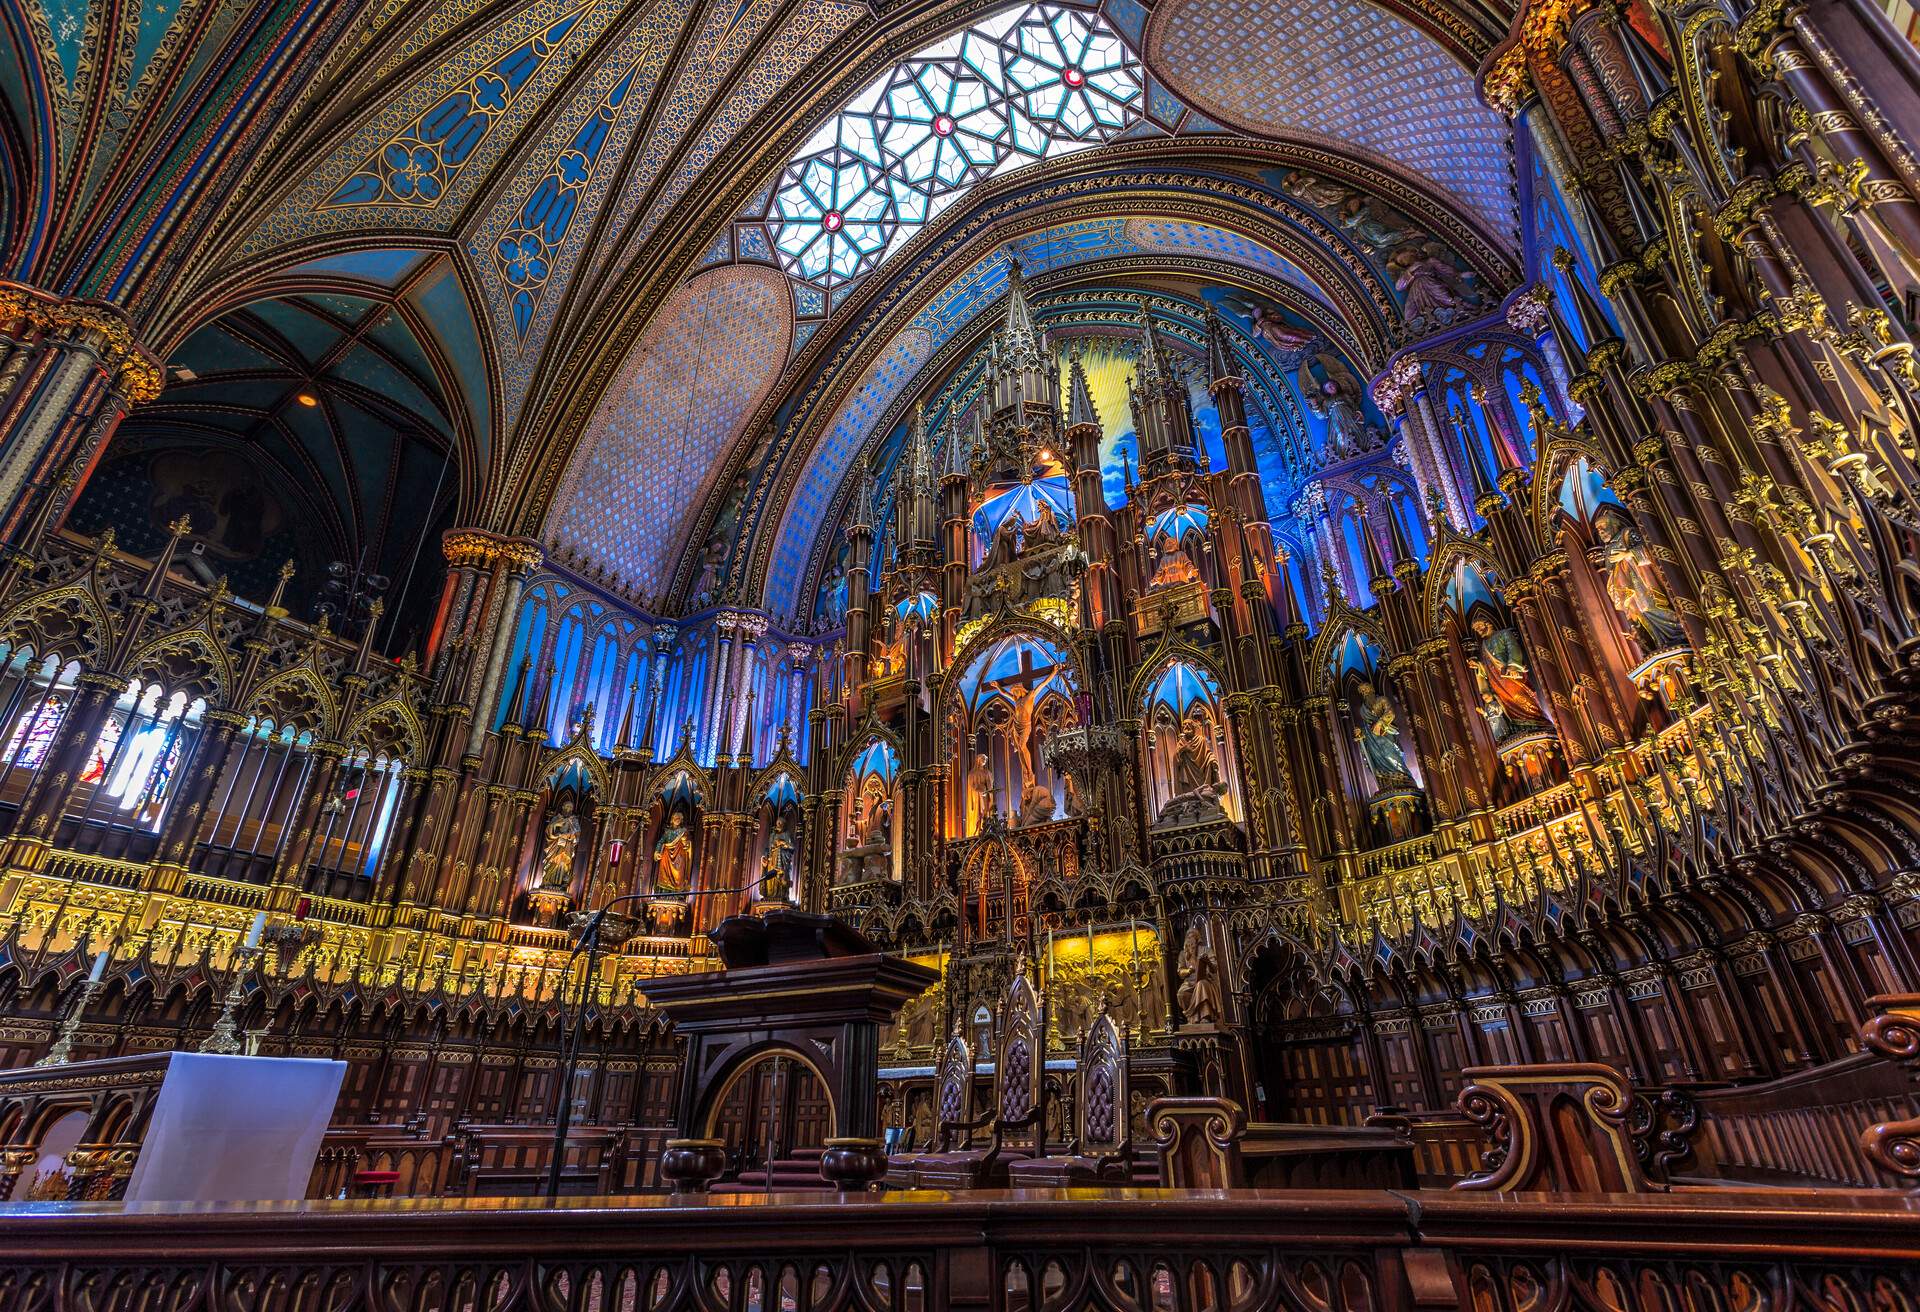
1147,1097,1417,1189
1363,1110,1484,1187
1682,1052,1912,1189
0,1188,1913,1312
1325,714,1714,938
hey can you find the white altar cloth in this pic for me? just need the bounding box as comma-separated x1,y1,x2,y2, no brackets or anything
123,1053,345,1202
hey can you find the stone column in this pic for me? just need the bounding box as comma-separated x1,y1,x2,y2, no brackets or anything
0,283,163,549
458,534,543,760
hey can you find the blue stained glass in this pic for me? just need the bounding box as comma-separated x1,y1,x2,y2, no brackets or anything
955,633,1076,712
851,738,899,783
497,598,548,728
1144,660,1219,715
1150,503,1208,544
770,3,1142,287
895,591,938,625
547,611,586,743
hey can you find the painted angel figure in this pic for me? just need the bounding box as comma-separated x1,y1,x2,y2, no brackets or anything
1337,194,1419,253
1389,243,1476,326
1299,351,1370,461
1218,293,1313,354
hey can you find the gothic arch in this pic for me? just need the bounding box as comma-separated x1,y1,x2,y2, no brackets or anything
125,628,233,706
247,665,340,739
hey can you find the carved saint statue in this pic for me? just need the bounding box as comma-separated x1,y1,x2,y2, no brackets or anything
967,751,996,830
1175,925,1225,1027
985,515,1022,570
1469,614,1548,740
652,808,693,895
759,815,795,902
1171,713,1221,798
857,777,892,845
539,799,580,891
1028,499,1064,546
1352,680,1415,788
1592,506,1688,657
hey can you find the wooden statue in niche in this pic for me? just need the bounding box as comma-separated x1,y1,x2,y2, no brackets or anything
653,809,693,895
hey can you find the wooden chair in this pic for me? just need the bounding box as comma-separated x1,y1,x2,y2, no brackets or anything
884,1027,975,1189
915,959,1048,1190
1009,998,1134,1187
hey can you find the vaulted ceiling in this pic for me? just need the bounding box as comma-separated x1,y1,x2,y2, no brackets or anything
0,0,1530,626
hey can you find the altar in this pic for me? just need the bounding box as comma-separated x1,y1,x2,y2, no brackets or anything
0,1053,343,1203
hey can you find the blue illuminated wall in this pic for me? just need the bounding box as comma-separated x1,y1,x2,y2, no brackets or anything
496,575,820,768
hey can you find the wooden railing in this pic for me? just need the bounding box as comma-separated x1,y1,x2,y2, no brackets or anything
1,1188,1914,1312
1366,1109,1485,1186
309,1124,448,1200
1686,1051,1913,1189
309,1123,674,1199
1148,1098,1416,1189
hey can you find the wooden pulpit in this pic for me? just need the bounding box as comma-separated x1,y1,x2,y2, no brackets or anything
644,910,937,1150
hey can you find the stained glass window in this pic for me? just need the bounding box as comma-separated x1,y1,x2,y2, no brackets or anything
771,3,1143,288
5,695,64,770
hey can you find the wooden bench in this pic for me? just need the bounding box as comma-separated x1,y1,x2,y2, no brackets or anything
1146,1097,1415,1189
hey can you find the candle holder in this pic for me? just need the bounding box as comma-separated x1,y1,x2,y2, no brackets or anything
34,979,103,1067
200,945,263,1055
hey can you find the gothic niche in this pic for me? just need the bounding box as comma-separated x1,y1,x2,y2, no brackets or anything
951,631,1078,833
959,823,1036,944
968,447,1083,614
1549,456,1692,715
1439,559,1558,792
840,737,899,883
1552,457,1692,701
1331,630,1427,843
1139,658,1236,829
527,758,597,926
752,772,803,907
643,770,701,933
1145,503,1210,592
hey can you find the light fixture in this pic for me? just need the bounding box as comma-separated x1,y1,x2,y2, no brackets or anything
296,392,319,407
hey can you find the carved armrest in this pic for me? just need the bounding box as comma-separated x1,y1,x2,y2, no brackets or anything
938,1109,997,1149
